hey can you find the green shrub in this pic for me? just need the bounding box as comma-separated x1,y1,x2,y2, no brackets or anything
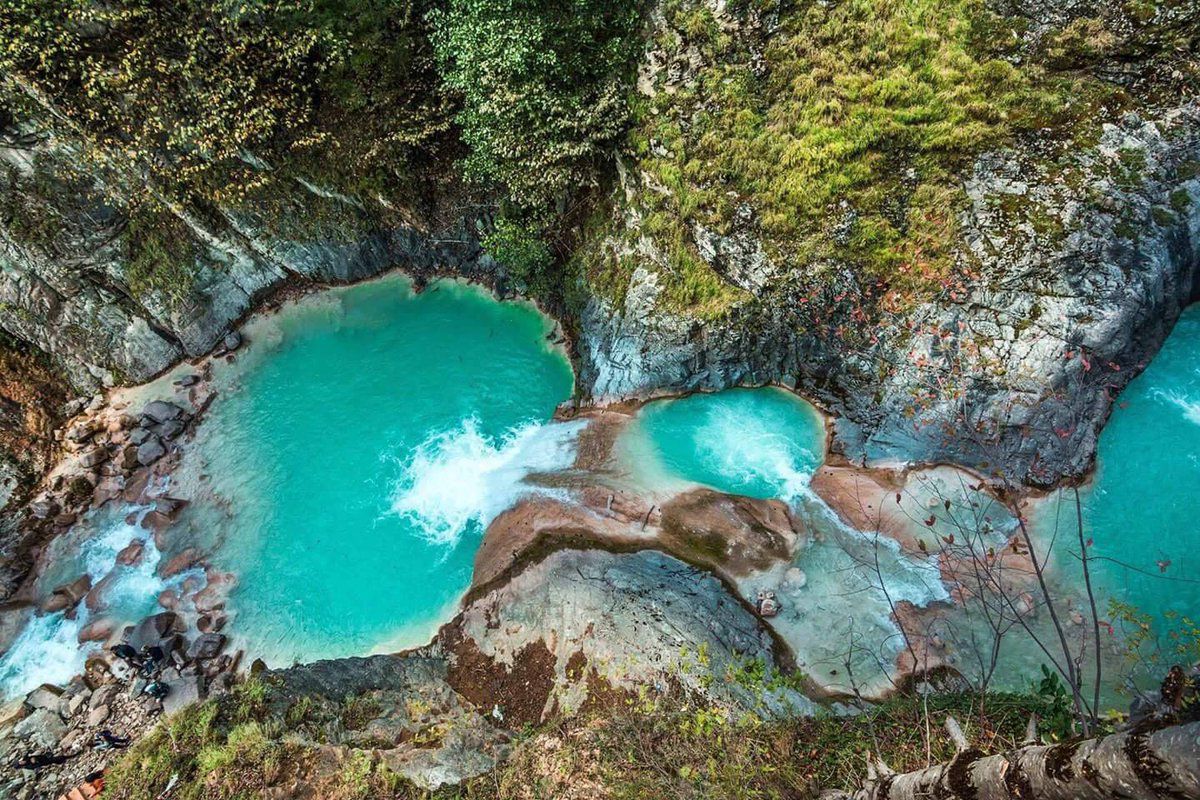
429,0,642,213
483,216,554,281
124,207,197,308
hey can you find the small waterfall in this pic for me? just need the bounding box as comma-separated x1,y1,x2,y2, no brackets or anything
0,508,182,699
389,417,585,546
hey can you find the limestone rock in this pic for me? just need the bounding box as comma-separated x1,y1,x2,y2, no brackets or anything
24,684,63,713
13,708,66,749
141,400,185,424
186,633,225,661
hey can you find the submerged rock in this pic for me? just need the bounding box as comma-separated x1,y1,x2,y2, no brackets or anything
40,576,92,614
77,619,115,644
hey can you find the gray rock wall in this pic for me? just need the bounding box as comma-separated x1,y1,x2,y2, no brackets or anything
4,99,1199,488
0,126,490,393
578,108,1200,485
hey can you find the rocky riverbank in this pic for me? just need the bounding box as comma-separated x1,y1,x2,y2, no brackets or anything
4,97,1199,505
1,3,1198,794
0,275,1186,797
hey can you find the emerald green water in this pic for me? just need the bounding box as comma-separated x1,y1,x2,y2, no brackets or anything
176,275,575,665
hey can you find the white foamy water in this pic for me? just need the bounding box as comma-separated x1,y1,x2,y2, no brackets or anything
389,418,585,546
0,509,178,699
614,388,950,695
702,417,814,500
0,612,90,695
1156,388,1200,427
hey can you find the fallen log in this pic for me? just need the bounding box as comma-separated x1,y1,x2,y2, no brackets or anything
834,718,1200,800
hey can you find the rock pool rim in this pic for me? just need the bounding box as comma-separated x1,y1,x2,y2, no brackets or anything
3,271,578,668
5,265,1118,707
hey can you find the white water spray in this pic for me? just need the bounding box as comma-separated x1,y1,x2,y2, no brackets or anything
389,418,584,546
1156,388,1200,427
0,509,178,699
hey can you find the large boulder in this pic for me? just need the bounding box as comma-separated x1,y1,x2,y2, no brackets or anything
162,674,204,718
659,488,803,576
12,708,67,750
141,400,185,425
136,436,167,466
23,684,63,713
126,611,180,651
186,633,226,661
40,575,92,614
77,447,108,468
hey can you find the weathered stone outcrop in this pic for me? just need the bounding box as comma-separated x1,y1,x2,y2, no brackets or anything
248,546,812,791
0,101,507,403
579,107,1200,486
443,547,813,718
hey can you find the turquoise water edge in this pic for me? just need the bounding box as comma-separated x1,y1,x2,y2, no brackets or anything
2,277,1199,707
189,276,576,665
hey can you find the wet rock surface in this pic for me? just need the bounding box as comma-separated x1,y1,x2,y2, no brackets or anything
658,489,803,577
0,395,196,604
0,607,241,799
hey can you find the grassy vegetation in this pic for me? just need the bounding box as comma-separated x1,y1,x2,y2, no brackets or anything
124,206,199,308
1,0,1194,316
105,681,1067,800
598,0,1139,317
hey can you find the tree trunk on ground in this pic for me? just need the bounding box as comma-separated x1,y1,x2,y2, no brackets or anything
840,720,1200,800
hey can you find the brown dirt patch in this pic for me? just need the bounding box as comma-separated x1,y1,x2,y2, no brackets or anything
442,625,557,728
0,335,68,497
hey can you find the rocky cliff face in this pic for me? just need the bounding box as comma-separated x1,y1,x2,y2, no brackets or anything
578,107,1200,485
0,122,491,393
2,0,1198,494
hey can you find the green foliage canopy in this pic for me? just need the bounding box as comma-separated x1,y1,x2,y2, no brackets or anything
429,0,642,214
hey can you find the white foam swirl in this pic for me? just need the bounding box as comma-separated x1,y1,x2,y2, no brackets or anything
389,418,583,546
1156,389,1200,427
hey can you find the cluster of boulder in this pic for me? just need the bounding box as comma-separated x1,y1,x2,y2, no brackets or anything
27,396,195,537
0,611,238,799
